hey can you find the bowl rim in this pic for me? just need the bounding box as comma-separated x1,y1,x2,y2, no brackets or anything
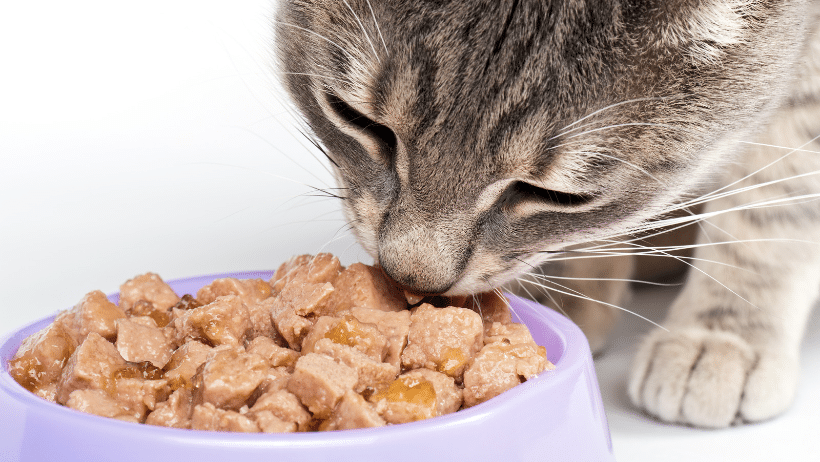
0,271,589,447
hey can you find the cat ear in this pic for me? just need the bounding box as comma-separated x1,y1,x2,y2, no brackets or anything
628,0,762,63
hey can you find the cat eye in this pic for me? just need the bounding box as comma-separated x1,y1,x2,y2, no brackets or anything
325,92,397,153
505,181,594,208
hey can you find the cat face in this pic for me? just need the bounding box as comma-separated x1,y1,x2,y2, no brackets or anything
276,0,808,295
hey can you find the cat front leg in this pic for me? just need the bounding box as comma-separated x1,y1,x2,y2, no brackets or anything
628,123,820,427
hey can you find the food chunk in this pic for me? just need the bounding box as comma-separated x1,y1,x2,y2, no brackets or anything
163,340,213,389
462,342,552,408
118,273,180,312
246,336,300,370
66,389,138,423
349,307,411,368
270,282,334,349
113,377,171,422
401,304,484,379
145,388,193,429
191,347,269,411
173,295,253,347
400,368,463,415
311,338,398,393
190,403,260,432
303,315,387,362
249,388,312,431
196,277,272,306
56,332,127,404
8,322,77,396
270,253,342,294
59,290,127,343
287,353,357,419
323,263,405,314
115,318,175,368
462,291,513,326
252,411,298,433
369,374,438,424
321,390,386,431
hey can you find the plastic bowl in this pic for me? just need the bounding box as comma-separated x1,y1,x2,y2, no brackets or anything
0,271,615,462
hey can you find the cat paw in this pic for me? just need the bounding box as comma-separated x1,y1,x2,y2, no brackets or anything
628,327,799,428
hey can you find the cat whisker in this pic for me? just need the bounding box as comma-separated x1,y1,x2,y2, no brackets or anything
555,94,689,136
524,272,682,287
364,0,389,55
341,0,381,64
517,275,669,331
274,20,374,78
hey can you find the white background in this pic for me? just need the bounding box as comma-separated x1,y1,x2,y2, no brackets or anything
1,2,817,460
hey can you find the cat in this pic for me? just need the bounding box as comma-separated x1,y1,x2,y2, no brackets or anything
274,0,820,428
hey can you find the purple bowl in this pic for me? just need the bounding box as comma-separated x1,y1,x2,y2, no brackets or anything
0,271,615,462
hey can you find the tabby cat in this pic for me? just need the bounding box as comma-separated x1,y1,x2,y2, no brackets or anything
275,0,820,428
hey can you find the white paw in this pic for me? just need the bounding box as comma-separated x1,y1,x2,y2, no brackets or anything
628,327,799,428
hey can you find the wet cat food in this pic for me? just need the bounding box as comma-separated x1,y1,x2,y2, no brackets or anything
8,254,554,432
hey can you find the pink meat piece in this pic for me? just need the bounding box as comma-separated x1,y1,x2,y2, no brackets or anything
173,295,253,347
163,340,213,389
401,303,484,379
145,387,193,429
286,353,357,419
311,338,398,393
349,307,411,368
115,318,175,368
252,411,298,433
246,336,299,370
118,273,180,312
462,342,552,408
190,403,260,432
368,374,438,424
322,263,406,315
400,368,463,416
196,277,272,306
192,347,269,411
270,253,342,294
270,282,334,349
249,388,312,431
58,290,127,343
320,390,385,431
55,332,127,404
8,322,77,397
66,389,139,423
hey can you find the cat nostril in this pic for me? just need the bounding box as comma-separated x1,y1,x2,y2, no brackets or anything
376,260,452,297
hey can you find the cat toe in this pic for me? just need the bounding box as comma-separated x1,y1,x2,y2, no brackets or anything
628,327,798,428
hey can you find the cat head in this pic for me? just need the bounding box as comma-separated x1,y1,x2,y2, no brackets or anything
275,0,808,295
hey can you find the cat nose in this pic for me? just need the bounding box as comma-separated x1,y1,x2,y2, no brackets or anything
377,219,464,295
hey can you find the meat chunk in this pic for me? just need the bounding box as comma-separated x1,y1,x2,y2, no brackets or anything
401,304,484,379
125,300,171,328
462,342,552,408
249,388,312,431
312,338,398,393
145,387,193,429
246,336,299,370
320,390,385,431
113,377,171,422
369,374,438,424
8,322,77,396
349,307,411,368
59,290,127,343
115,318,175,368
287,353,357,419
118,273,180,312
323,263,406,315
66,389,138,423
252,411,298,433
270,253,342,294
190,403,260,432
191,347,269,411
303,315,387,362
196,277,272,306
173,295,253,347
163,340,213,389
400,368,463,415
56,332,127,404
484,322,536,346
270,282,334,349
